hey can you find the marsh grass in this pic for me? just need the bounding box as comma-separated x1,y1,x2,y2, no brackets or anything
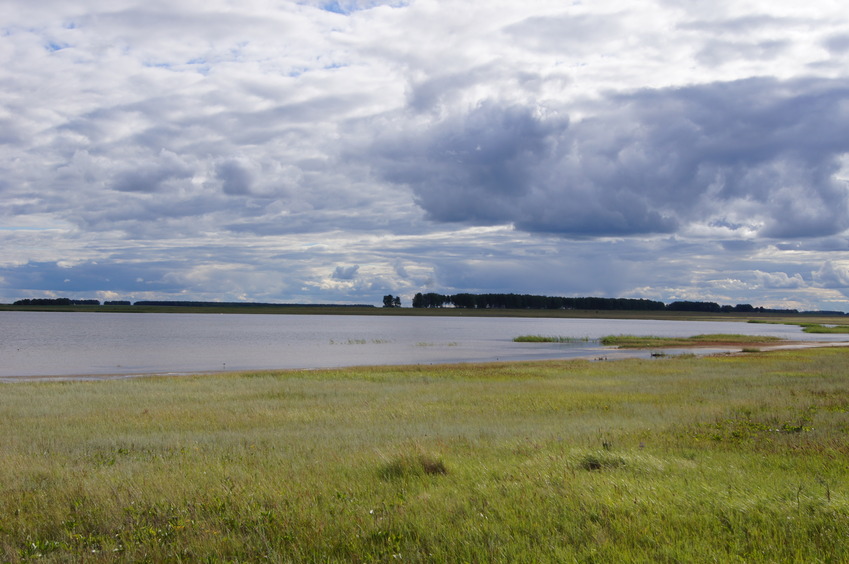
799,323,849,334
601,333,784,348
328,338,392,344
513,335,594,343
2,349,849,561
748,319,849,334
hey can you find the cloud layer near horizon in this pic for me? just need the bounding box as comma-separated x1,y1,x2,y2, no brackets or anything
2,0,849,310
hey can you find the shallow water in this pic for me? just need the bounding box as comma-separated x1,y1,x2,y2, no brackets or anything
0,311,843,379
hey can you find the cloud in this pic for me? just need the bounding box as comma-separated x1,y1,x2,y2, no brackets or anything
813,261,849,288
111,150,194,193
332,264,360,280
217,159,255,196
753,270,807,289
0,260,184,294
369,76,849,239
824,33,849,54
2,0,849,311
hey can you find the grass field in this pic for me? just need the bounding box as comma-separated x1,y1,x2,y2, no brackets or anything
2,348,848,561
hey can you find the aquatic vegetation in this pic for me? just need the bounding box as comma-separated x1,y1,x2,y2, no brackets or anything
601,333,784,348
513,335,594,343
747,319,849,334
328,338,393,345
798,323,849,334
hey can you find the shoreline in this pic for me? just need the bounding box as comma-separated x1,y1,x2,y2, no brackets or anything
3,340,847,384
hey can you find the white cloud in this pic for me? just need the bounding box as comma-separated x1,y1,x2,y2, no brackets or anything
753,270,807,289
813,261,849,288
1,0,848,311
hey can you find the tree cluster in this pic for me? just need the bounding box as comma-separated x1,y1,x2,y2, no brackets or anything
411,293,800,314
412,292,666,311
132,301,374,308
382,295,402,308
14,298,99,306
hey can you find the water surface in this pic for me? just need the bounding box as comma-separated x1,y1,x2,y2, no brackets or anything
0,311,842,380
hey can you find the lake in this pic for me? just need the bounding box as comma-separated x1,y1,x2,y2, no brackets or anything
0,311,843,380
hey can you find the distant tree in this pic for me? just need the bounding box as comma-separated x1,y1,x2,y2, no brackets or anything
383,294,397,308
393,296,401,307
667,300,721,313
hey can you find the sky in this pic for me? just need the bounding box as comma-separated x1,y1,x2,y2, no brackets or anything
2,0,849,310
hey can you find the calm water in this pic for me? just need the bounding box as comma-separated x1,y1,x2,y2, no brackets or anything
0,311,843,380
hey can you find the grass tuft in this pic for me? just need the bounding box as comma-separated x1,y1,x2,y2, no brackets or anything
378,450,448,480
578,452,626,472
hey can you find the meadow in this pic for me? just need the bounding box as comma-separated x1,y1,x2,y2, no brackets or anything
1,347,848,562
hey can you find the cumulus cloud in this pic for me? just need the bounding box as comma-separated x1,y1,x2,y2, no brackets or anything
813,261,849,288
753,271,807,289
370,77,849,239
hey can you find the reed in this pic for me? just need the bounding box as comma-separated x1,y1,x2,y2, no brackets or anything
513,335,593,343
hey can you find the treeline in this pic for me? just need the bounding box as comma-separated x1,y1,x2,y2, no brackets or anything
411,292,806,314
8,296,843,316
413,293,666,310
13,298,102,306
133,301,374,308
11,298,373,308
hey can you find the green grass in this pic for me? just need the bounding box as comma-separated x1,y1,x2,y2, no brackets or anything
748,319,849,334
799,323,849,334
600,333,785,348
2,349,849,561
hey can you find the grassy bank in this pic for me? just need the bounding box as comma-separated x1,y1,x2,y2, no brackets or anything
2,349,849,561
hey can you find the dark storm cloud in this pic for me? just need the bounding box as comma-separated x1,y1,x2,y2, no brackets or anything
370,77,849,239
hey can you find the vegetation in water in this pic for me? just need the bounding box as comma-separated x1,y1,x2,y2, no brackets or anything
747,319,849,334
1,348,848,561
600,333,785,348
798,323,849,334
513,335,594,343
